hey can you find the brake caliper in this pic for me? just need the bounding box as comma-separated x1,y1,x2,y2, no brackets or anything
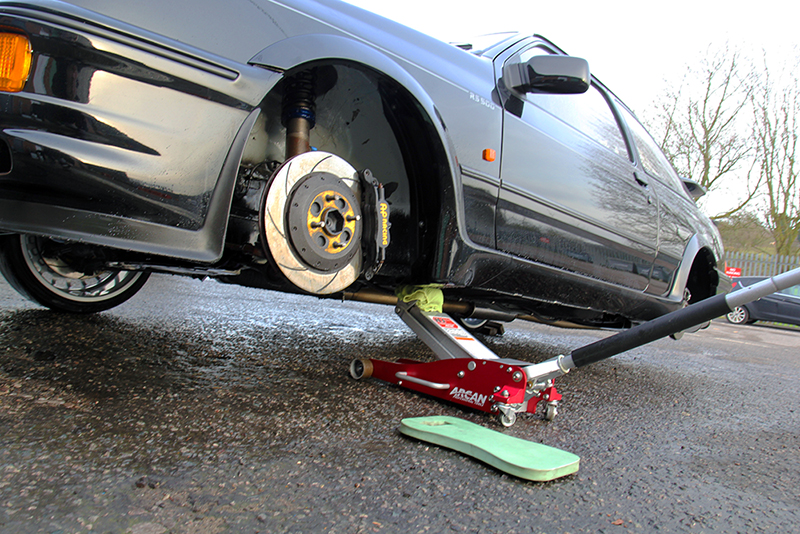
359,169,390,280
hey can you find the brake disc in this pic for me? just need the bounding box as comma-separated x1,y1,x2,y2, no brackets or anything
262,151,363,294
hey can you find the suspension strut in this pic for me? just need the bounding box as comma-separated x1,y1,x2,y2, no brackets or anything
282,71,317,159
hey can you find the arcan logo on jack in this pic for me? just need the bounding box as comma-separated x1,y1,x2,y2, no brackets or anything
449,387,488,407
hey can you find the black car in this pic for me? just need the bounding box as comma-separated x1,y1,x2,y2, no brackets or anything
726,277,800,327
0,0,726,329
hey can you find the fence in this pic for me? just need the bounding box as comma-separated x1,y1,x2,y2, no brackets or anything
725,251,800,277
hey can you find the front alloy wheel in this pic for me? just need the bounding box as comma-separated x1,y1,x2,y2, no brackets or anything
0,234,149,313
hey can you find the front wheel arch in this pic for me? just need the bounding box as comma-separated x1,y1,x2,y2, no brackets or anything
255,59,456,286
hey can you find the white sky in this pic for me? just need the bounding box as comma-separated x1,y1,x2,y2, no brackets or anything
345,0,800,217
344,0,799,116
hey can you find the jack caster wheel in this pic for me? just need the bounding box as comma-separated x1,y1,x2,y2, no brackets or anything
544,403,558,421
349,359,373,380
499,410,517,428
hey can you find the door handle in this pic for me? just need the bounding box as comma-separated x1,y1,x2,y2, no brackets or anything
634,172,653,204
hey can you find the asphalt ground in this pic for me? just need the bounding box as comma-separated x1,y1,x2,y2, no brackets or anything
1,274,799,533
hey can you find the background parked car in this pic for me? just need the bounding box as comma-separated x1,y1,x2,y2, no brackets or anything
726,276,800,327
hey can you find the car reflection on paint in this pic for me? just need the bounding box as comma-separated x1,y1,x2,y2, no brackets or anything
726,276,800,328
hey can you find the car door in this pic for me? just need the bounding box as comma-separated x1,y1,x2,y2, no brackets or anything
495,42,659,292
614,104,703,298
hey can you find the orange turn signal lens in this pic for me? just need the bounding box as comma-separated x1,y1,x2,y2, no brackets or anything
0,32,32,93
482,148,496,162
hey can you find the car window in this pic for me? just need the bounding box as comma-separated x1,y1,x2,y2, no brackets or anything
780,285,800,298
617,106,687,194
514,46,629,160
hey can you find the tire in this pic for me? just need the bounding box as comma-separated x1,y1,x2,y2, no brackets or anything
456,317,505,337
726,305,751,325
458,317,488,331
0,234,149,313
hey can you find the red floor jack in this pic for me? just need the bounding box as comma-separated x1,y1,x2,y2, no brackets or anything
350,268,800,426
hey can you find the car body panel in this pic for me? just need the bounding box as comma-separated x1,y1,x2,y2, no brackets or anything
496,57,658,293
245,9,506,252
0,0,281,260
773,285,800,324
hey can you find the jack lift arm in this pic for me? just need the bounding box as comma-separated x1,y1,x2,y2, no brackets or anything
350,268,800,427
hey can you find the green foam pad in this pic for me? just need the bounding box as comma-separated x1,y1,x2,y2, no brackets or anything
399,416,579,482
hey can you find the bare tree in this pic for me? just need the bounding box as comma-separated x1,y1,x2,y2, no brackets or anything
751,63,800,256
646,45,758,218
715,211,776,254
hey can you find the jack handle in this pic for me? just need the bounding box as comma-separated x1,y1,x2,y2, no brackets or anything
523,267,800,384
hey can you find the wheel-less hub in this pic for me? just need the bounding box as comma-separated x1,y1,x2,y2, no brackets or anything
286,172,362,272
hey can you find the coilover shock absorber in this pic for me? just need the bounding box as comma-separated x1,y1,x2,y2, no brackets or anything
262,67,390,292
282,71,317,159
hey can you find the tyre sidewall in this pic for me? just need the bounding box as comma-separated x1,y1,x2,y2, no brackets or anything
0,235,149,313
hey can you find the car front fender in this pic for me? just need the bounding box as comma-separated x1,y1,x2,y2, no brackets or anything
250,33,459,182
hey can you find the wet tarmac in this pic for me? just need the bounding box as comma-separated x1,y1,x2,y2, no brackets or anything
1,274,799,533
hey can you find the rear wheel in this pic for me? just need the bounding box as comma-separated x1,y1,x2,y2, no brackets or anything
458,317,488,331
0,234,149,313
726,305,751,325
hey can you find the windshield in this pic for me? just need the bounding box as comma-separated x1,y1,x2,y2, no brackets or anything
450,32,520,56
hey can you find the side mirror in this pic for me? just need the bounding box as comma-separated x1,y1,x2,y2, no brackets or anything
681,178,706,201
503,55,590,94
